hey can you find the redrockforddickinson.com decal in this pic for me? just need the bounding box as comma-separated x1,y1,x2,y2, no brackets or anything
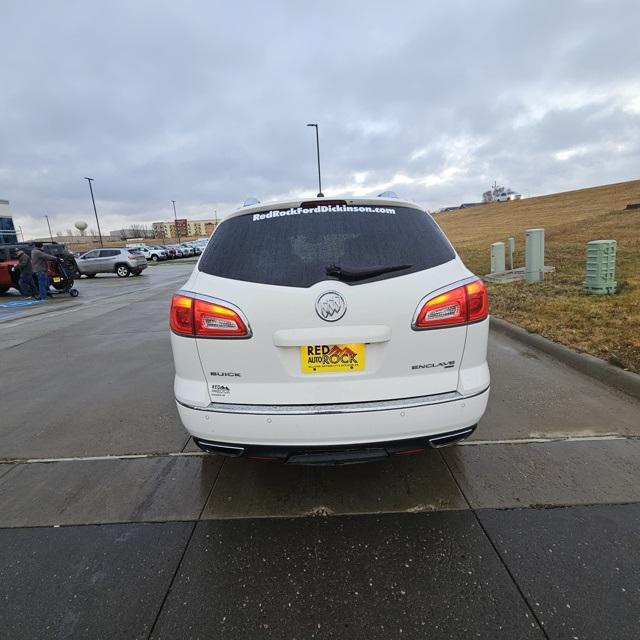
252,204,396,222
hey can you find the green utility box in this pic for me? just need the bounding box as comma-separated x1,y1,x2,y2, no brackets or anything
583,240,617,295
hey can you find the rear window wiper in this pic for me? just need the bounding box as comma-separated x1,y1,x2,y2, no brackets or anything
326,263,412,282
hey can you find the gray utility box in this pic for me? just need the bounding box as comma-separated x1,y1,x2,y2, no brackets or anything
490,242,506,273
525,228,545,283
583,240,617,294
507,237,515,270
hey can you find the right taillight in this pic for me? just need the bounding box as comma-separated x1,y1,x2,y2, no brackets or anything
170,293,250,338
465,279,489,322
414,279,488,329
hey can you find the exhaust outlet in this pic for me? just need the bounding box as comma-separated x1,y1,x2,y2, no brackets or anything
428,426,475,448
193,438,244,456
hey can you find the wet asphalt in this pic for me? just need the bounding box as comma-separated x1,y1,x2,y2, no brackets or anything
1,263,639,639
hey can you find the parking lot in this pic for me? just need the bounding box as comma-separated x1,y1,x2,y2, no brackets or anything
1,261,639,639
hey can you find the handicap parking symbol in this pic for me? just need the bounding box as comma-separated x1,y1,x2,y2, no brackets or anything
0,299,44,309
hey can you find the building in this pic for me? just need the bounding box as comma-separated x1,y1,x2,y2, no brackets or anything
152,217,219,239
0,199,18,245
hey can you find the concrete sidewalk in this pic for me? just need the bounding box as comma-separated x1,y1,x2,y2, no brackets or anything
3,435,640,639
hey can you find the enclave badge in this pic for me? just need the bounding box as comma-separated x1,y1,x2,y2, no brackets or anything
315,291,346,322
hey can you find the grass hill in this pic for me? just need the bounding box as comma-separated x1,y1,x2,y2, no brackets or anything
436,179,640,372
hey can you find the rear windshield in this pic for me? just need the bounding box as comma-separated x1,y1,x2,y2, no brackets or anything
198,204,455,287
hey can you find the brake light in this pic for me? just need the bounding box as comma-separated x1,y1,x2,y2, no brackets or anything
170,294,249,337
414,279,488,329
194,299,248,336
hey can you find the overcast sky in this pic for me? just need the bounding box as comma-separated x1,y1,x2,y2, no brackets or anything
2,0,639,239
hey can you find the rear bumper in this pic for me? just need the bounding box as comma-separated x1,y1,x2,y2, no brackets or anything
176,386,489,450
193,426,477,465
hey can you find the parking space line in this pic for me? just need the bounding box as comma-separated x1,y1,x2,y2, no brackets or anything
463,434,633,445
8,452,205,464
3,433,636,465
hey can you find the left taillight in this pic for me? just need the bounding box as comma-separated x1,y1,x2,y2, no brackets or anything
414,279,488,330
170,293,249,338
170,294,195,335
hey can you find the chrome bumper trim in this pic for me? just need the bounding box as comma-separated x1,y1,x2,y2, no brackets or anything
177,386,489,416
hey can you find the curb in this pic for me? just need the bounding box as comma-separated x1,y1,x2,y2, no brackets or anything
490,317,640,401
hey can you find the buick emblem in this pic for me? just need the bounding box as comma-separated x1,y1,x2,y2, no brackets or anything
316,291,346,322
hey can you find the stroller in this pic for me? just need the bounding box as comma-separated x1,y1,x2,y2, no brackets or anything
47,257,79,298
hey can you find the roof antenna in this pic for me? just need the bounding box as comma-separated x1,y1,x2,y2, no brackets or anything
306,123,324,197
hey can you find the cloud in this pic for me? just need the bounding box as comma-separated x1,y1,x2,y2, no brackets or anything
1,0,639,237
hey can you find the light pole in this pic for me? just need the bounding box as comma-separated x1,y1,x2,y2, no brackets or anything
44,215,54,243
306,123,324,197
172,200,181,243
18,225,24,242
84,177,104,247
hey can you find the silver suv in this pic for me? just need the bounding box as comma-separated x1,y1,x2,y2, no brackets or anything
77,248,148,278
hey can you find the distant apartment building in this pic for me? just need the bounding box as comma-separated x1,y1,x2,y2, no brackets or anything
152,218,218,239
0,199,18,245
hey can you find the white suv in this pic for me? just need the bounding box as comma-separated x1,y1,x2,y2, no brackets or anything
495,190,522,202
170,196,490,464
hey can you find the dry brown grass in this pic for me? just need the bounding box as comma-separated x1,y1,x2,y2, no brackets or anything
436,179,640,372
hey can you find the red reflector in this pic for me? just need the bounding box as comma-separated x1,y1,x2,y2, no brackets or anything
414,279,488,329
170,294,249,338
169,294,194,335
465,279,489,322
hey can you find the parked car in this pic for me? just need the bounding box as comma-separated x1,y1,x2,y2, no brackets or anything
76,247,147,278
160,245,177,259
181,243,201,255
141,246,168,261
167,244,185,258
495,190,521,202
170,195,490,464
178,244,195,257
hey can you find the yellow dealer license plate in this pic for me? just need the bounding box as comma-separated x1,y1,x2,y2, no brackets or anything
52,277,61,283
300,343,365,374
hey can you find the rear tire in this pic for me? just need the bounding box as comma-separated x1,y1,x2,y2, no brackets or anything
151,254,159,262
86,274,96,278
115,264,130,278
69,288,79,297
